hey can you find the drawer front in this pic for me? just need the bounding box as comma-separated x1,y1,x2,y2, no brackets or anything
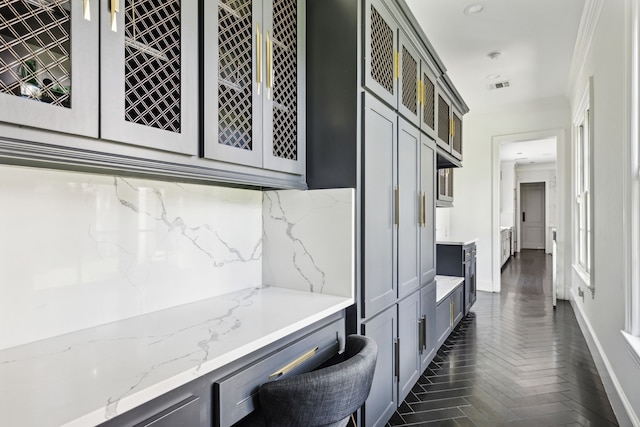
137,396,200,427
215,317,345,427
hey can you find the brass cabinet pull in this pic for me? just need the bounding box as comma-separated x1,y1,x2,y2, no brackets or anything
422,191,427,226
422,316,427,350
110,0,119,32
450,300,454,326
256,24,262,95
394,51,399,80
269,347,318,380
266,30,273,99
83,0,91,20
418,192,423,226
418,318,424,354
417,79,422,107
394,338,400,378
394,187,400,226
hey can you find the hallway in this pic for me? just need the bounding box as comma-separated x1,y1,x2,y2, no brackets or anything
386,250,619,426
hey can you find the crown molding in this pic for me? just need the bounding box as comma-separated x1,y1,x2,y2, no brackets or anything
567,0,604,96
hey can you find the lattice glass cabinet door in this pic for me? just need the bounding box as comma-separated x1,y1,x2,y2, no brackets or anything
397,30,419,127
420,61,436,139
100,0,198,155
452,110,462,160
364,0,398,110
0,0,98,137
262,0,304,174
204,0,263,168
436,93,451,151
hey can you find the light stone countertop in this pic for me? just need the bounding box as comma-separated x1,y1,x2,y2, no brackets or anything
435,275,465,304
436,238,479,246
0,286,352,427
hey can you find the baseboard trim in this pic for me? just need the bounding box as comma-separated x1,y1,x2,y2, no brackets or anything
570,291,638,427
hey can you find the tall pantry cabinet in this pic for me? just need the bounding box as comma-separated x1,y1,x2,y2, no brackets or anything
306,0,465,425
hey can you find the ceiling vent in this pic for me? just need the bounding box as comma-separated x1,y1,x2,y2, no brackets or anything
488,81,511,90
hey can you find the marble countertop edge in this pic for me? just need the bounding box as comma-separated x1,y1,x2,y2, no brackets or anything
435,275,465,303
436,238,479,246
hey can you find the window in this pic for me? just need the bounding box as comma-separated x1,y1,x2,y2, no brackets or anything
573,78,593,287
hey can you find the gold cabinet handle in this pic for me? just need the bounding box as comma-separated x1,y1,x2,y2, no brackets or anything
83,0,91,20
269,347,318,380
110,0,119,32
266,30,273,99
422,191,427,226
417,79,422,107
418,192,423,226
256,24,262,95
394,187,400,226
450,300,454,326
394,50,399,80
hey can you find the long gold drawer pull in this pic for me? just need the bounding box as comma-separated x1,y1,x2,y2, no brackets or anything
418,192,423,226
110,0,120,32
269,347,318,380
256,24,262,95
266,30,273,100
423,191,427,226
394,50,399,80
394,187,400,226
83,0,91,20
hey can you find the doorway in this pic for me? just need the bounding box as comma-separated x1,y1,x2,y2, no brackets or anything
520,182,546,250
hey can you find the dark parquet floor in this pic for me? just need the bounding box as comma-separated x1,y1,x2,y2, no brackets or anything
386,250,619,427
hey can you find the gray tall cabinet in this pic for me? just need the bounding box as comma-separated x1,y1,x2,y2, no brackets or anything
307,0,460,425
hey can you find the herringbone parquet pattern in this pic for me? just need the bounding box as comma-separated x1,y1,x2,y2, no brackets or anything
387,250,619,427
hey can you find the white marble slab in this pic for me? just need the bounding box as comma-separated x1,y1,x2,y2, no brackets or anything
263,189,355,298
0,165,262,350
436,275,464,303
436,238,479,246
0,286,352,427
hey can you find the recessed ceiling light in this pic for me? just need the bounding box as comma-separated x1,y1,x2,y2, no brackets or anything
486,73,501,80
516,152,523,155
464,3,484,15
487,51,502,60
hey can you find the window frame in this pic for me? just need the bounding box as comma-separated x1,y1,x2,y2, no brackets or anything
572,77,594,291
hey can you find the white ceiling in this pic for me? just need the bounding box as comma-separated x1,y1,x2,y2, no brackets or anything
405,0,586,113
499,138,557,165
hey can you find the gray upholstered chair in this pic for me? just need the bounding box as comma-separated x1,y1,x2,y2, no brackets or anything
257,334,378,427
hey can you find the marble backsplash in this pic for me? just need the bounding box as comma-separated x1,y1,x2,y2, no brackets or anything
0,166,355,351
0,165,263,350
263,189,355,298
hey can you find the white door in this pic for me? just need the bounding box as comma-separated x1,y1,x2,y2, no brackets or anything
521,183,545,249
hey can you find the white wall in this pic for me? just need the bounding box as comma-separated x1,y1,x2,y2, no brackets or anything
449,97,571,293
568,0,640,423
435,207,451,240
500,161,516,227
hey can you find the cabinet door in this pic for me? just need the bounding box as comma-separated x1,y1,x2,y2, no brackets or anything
364,0,398,109
397,118,420,299
398,291,420,403
420,282,436,371
204,0,263,167
435,297,451,347
420,136,436,285
451,110,462,160
453,286,464,326
397,31,419,127
363,93,397,317
262,0,304,174
420,61,436,138
436,93,451,151
0,0,98,137
101,0,198,154
362,306,398,427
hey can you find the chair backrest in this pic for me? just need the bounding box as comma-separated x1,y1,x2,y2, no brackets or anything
258,334,378,427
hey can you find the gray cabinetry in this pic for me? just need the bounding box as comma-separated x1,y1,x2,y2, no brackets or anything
419,282,436,371
420,137,436,284
363,93,397,317
397,290,421,403
420,62,437,140
397,30,420,127
364,0,399,109
435,281,463,348
437,242,477,315
437,167,454,207
436,83,464,161
204,0,305,174
100,0,198,154
362,306,398,427
0,0,98,137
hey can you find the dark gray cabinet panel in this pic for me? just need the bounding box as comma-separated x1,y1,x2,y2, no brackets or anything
363,93,397,317
215,316,344,426
452,285,464,325
420,137,436,285
362,306,398,427
100,0,198,154
435,295,451,347
437,243,476,315
204,0,304,174
364,0,398,109
398,290,421,403
397,30,420,127
397,118,420,299
137,396,201,427
0,0,98,137
420,282,436,371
